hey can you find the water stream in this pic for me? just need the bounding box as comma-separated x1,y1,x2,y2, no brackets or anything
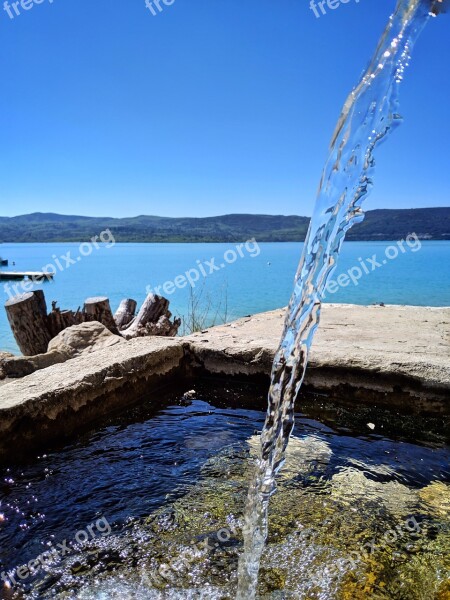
236,1,444,597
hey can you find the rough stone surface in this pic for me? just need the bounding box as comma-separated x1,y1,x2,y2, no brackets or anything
2,322,125,379
0,337,183,416
0,304,448,460
187,304,449,409
2,349,72,379
48,321,125,356
0,351,15,379
188,304,449,380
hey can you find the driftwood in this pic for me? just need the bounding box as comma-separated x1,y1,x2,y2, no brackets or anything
4,291,180,357
114,299,137,330
122,294,181,339
47,301,84,339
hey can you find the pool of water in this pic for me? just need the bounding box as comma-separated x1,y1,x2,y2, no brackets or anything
0,381,449,599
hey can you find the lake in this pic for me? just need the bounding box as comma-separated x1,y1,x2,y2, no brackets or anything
1,240,449,354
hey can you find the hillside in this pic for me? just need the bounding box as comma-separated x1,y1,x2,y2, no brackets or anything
0,208,448,243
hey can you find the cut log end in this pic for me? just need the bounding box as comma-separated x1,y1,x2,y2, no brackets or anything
83,297,120,336
5,291,51,356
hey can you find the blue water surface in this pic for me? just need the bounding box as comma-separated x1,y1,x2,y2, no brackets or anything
1,240,449,354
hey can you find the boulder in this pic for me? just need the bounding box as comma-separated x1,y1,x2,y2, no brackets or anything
2,322,125,378
48,321,125,357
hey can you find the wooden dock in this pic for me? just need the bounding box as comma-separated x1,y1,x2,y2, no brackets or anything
0,271,54,281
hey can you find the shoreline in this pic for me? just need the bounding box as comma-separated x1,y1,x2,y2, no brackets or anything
2,239,450,245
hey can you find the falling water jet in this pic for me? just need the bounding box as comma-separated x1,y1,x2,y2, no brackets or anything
236,1,446,598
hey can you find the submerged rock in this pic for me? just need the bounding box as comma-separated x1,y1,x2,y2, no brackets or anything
418,481,450,518
248,434,333,482
330,467,418,517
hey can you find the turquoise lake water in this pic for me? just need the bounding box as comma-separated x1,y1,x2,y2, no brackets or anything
1,240,449,354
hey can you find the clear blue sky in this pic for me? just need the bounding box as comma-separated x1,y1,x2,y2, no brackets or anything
0,0,448,218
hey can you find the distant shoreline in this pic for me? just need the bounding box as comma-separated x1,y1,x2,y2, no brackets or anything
1,207,449,244
1,239,450,245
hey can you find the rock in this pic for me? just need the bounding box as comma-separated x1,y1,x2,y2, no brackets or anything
418,481,450,517
248,434,333,481
48,321,125,357
2,349,71,379
2,322,125,379
187,304,450,411
0,351,15,379
330,467,418,517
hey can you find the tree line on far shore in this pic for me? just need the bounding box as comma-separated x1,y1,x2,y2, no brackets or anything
0,207,448,243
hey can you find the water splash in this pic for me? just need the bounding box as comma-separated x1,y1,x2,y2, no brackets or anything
236,1,440,597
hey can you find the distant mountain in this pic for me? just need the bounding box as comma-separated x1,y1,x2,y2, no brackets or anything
0,208,448,243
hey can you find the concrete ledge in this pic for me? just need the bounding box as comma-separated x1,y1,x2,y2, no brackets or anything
0,338,184,460
0,304,448,461
188,305,449,411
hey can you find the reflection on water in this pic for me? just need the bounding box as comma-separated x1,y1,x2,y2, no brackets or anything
0,382,448,598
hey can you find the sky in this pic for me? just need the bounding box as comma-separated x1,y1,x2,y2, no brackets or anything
0,0,448,218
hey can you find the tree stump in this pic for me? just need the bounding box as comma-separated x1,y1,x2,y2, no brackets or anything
114,299,137,330
83,297,120,335
5,292,52,356
33,289,48,318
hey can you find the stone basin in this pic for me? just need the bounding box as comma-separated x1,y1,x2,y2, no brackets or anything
0,304,448,462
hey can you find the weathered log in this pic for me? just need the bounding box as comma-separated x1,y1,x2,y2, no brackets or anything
47,304,83,339
122,294,180,339
83,297,120,335
33,289,48,318
144,315,182,337
5,292,52,356
114,299,137,330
